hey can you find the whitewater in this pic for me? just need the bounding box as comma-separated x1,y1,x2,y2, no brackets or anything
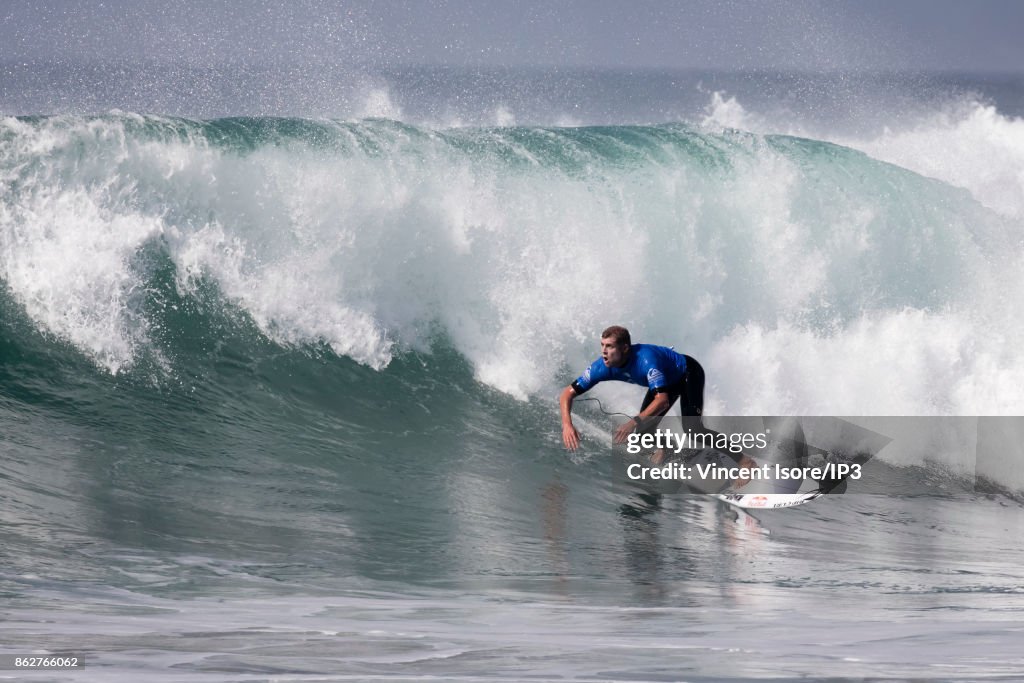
3,67,1024,682
3,104,1023,411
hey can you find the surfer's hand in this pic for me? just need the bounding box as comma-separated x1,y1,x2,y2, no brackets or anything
562,423,581,451
613,421,635,444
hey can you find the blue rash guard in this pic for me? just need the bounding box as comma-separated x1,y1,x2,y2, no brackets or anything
571,344,688,394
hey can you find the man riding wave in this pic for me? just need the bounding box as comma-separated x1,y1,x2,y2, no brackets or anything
559,325,704,453
559,325,757,481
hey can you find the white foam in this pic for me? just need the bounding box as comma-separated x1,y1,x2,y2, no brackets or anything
839,101,1024,221
356,87,403,120
701,91,764,132
706,311,1024,415
0,116,165,373
3,114,1023,419
701,91,1024,222
493,105,517,127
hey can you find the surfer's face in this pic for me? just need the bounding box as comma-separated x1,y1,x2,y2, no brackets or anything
600,337,628,368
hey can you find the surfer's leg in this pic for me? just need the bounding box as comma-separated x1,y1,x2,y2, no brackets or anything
679,357,755,487
640,388,682,465
681,355,705,417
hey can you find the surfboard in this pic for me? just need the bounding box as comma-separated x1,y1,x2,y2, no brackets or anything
714,490,823,509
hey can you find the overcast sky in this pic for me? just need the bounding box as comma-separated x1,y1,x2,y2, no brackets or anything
2,0,1023,73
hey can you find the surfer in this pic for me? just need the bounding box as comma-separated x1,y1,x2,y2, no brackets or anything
559,326,703,451
560,326,758,483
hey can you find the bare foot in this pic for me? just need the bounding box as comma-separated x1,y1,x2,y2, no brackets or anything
732,455,758,488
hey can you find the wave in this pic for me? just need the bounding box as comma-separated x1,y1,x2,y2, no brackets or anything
703,91,1024,221
1,112,1022,415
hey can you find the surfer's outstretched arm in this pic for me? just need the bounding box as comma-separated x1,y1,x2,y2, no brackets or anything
612,392,672,445
560,386,581,450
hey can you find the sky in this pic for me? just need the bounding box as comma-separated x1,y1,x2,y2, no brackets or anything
1,0,1023,73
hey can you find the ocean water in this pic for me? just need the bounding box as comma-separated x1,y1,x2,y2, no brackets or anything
2,64,1024,681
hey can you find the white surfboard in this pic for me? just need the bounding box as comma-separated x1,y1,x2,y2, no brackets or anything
714,491,823,509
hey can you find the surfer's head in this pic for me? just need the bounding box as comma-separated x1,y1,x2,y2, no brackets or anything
600,325,631,367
